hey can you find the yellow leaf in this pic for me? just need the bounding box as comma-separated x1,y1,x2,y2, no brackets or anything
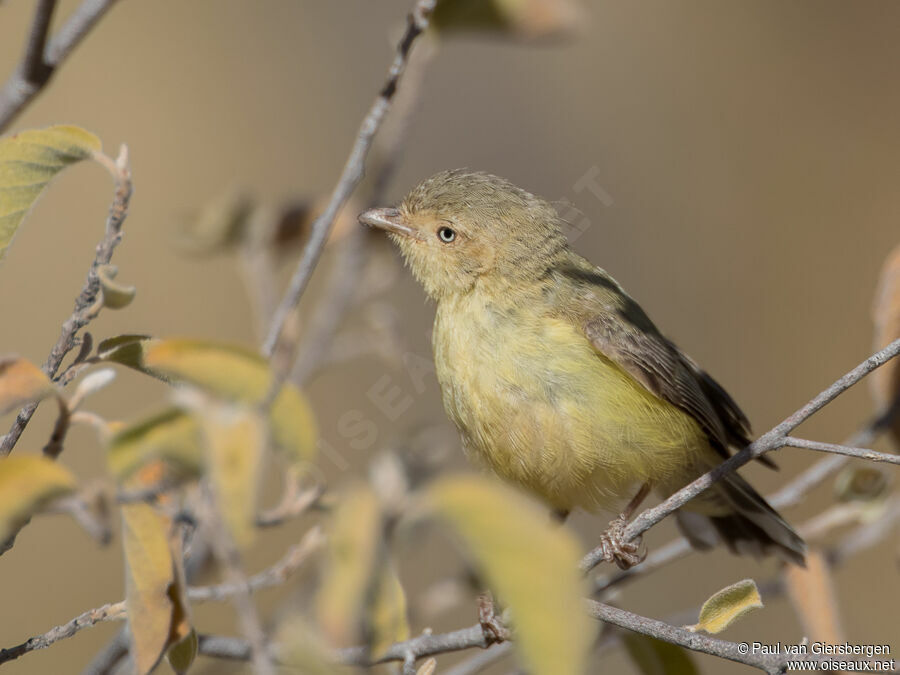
623,633,699,675
122,502,189,674
872,242,900,445
0,455,76,545
200,405,265,547
97,336,317,462
0,125,102,259
0,355,56,416
370,562,410,658
424,475,595,675
108,408,204,481
688,579,763,634
316,483,382,647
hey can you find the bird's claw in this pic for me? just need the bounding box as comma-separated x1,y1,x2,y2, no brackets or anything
599,514,646,570
477,592,511,644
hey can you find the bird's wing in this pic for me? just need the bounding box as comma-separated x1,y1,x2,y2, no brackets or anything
557,263,758,460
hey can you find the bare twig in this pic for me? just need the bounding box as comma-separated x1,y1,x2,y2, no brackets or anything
261,0,438,392
0,145,132,455
0,602,125,665
0,0,121,131
782,436,900,465
289,34,436,386
188,526,323,602
20,0,58,86
580,337,900,572
0,527,321,666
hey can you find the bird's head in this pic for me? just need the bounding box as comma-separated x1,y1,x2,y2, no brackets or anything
359,170,568,301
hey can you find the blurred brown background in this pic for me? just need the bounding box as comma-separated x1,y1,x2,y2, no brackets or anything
1,1,898,673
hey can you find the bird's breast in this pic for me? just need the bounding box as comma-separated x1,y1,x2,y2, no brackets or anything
432,292,709,512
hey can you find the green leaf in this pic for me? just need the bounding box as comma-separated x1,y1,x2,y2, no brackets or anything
108,408,204,481
689,579,763,634
200,405,265,547
0,125,102,259
0,355,56,416
623,633,699,675
97,336,317,462
316,483,382,647
424,475,595,675
166,628,198,675
0,455,76,545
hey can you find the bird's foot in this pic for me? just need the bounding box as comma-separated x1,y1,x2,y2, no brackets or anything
477,592,511,644
598,514,646,570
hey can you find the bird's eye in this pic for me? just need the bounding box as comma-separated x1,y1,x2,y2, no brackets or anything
437,226,456,243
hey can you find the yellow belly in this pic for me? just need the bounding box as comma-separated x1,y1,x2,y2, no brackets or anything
433,295,713,512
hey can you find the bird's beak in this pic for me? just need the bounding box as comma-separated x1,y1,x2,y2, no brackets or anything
359,207,421,239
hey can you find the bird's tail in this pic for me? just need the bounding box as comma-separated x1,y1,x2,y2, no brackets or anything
675,472,806,566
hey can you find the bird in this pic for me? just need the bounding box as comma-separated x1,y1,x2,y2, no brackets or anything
359,169,805,568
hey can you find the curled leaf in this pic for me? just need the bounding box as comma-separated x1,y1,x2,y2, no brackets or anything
0,355,56,415
0,125,102,259
97,336,317,462
97,264,137,309
0,455,77,546
423,475,595,675
688,579,763,634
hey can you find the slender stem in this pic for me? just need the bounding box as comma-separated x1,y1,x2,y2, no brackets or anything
782,436,900,465
0,146,132,455
614,337,900,562
0,0,121,131
261,0,438,398
21,0,58,84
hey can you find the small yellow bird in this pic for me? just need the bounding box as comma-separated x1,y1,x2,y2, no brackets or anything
360,170,805,568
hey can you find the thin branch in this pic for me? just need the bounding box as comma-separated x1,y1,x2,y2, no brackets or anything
782,436,900,465
187,526,323,602
0,527,321,666
579,337,900,572
261,0,438,390
0,0,121,131
0,602,125,665
289,34,436,387
20,0,58,85
0,144,132,455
